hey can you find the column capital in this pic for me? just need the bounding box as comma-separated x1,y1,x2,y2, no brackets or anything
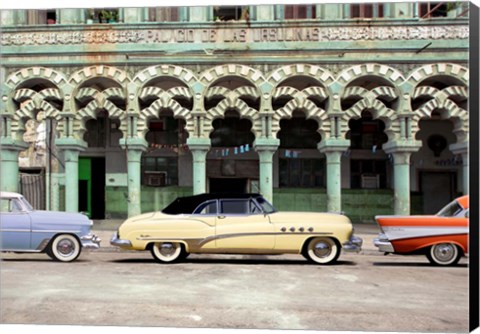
317,138,350,154
186,137,211,150
119,137,148,151
449,141,468,156
382,139,421,155
0,137,28,152
55,137,88,152
253,138,280,151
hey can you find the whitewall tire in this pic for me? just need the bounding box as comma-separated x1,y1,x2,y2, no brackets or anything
151,242,184,263
50,234,81,262
304,237,340,265
426,243,461,266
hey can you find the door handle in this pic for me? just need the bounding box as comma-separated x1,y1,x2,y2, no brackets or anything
217,215,226,219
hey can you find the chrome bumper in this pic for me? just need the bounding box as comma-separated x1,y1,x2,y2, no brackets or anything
342,235,363,253
110,232,132,248
81,233,101,250
373,233,395,253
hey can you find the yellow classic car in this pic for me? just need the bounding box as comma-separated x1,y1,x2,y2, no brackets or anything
110,193,362,264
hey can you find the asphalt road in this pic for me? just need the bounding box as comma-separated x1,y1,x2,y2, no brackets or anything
0,225,469,334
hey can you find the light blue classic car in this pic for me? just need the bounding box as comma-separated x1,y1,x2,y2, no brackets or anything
0,191,100,262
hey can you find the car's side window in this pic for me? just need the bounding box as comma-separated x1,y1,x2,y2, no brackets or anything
194,200,217,215
465,209,469,218
0,199,22,213
220,200,249,214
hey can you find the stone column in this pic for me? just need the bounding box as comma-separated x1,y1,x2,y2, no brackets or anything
450,142,469,194
254,138,280,203
391,151,412,215
56,138,86,213
318,139,350,213
383,140,421,215
186,137,211,195
0,139,28,192
120,138,148,217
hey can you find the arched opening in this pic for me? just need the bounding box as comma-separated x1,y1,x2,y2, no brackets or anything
346,110,388,189
412,117,462,214
207,110,257,193
277,110,324,188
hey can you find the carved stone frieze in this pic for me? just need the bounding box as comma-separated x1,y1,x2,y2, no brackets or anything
1,25,468,47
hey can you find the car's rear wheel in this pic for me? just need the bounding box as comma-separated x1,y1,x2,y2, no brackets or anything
50,234,81,262
303,237,340,265
426,243,461,266
151,242,185,263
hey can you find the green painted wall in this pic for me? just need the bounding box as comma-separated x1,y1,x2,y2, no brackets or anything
105,186,193,218
104,186,424,222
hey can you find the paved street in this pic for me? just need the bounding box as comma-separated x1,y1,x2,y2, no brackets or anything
0,225,469,333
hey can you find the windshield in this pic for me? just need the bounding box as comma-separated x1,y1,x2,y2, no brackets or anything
255,197,277,214
437,200,463,217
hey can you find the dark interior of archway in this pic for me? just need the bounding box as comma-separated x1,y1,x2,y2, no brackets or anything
210,110,254,147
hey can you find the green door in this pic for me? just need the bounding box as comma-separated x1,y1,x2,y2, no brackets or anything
78,158,92,217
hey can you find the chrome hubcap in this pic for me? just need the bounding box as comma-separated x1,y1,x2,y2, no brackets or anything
313,241,331,258
159,243,176,257
57,239,75,256
434,244,455,262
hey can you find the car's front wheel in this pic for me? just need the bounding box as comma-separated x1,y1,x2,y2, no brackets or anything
426,243,462,266
151,242,185,263
49,234,81,262
303,237,340,265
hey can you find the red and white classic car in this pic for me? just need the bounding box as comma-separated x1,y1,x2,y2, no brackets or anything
373,195,469,266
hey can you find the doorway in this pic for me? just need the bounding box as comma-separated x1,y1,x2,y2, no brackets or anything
209,178,248,194
420,171,456,214
79,157,106,219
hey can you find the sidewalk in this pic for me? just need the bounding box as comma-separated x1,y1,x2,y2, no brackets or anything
92,220,381,253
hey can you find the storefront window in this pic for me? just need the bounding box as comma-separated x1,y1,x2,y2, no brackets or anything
279,158,325,188
141,157,178,187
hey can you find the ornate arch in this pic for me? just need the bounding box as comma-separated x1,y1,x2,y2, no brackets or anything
267,64,335,88
199,64,265,88
3,68,67,142
137,86,194,137
340,88,399,142
406,63,468,87
408,64,469,143
202,86,261,138
336,63,405,88
132,65,196,138
271,86,330,139
411,85,468,142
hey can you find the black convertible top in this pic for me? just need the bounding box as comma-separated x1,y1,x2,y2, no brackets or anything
161,193,262,214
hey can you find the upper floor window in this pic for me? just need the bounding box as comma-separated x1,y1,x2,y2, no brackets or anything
350,3,384,18
284,5,316,19
419,2,450,18
214,6,249,21
27,9,56,24
148,7,180,22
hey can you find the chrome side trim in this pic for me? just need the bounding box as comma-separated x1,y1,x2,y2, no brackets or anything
136,232,333,247
383,226,468,241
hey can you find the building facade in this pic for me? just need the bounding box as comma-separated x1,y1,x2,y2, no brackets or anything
0,2,470,222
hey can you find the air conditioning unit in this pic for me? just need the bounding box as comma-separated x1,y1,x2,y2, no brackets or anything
145,171,167,187
361,174,380,189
